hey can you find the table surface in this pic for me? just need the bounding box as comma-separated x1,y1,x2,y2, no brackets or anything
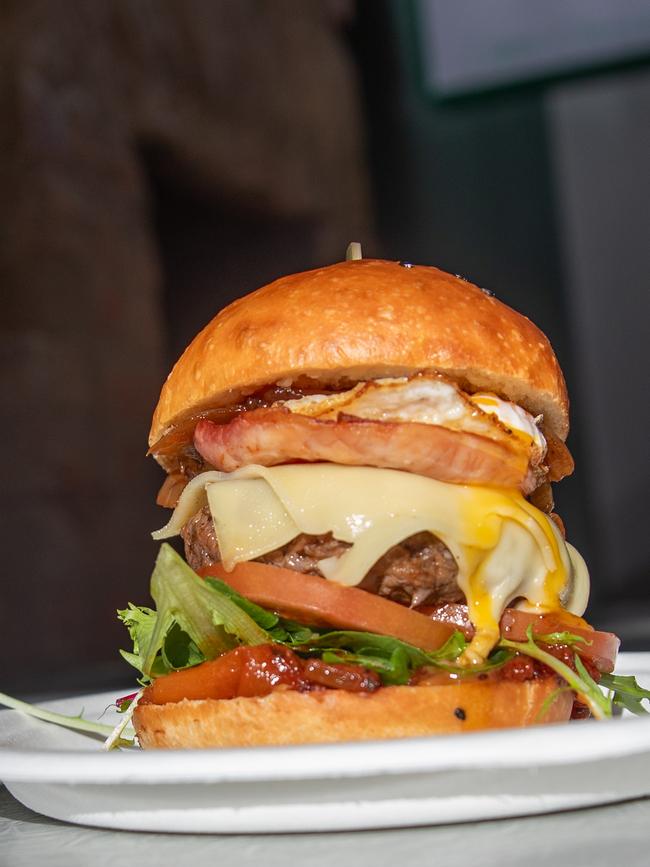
1,784,649,867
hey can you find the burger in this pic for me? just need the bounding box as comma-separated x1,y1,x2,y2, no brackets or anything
119,257,624,749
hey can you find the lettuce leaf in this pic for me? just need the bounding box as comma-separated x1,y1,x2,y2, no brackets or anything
304,631,431,685
296,629,473,685
303,630,431,666
268,619,320,645
321,647,412,685
203,577,280,630
120,544,270,679
599,673,650,715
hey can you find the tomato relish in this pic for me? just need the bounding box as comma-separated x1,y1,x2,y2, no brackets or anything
140,641,602,712
141,644,381,705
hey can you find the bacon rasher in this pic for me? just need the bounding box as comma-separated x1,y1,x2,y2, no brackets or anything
193,407,538,493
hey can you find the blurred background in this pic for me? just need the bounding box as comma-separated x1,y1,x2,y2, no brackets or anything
2,0,649,696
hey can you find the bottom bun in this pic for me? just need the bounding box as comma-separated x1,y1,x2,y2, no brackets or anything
134,676,572,749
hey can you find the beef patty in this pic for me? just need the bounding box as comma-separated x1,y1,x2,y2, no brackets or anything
181,506,462,607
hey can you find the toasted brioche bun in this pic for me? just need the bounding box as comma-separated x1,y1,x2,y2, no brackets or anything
149,260,568,458
134,676,571,749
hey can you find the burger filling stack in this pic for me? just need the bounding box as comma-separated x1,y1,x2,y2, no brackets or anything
117,258,643,748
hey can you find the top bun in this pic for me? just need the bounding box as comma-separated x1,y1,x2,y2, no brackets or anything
150,260,568,451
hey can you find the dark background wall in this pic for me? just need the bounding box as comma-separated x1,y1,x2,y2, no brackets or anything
1,0,648,695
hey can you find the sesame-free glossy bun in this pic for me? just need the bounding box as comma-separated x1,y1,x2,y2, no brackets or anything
149,260,569,452
134,676,572,748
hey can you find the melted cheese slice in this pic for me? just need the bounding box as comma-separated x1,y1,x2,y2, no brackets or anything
153,464,590,662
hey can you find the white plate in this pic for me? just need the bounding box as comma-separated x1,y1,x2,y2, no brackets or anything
2,652,650,834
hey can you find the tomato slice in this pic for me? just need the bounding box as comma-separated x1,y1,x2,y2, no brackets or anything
199,561,455,653
421,603,619,673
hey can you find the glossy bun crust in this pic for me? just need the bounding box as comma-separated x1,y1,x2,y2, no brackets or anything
149,260,569,452
134,676,572,748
